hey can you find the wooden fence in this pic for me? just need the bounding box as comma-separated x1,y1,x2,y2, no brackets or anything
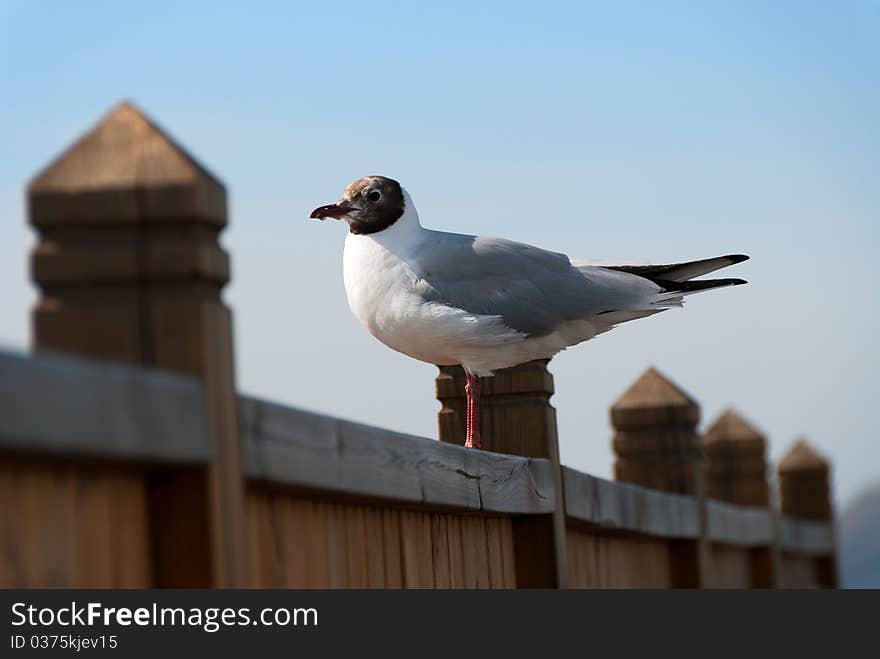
0,102,836,588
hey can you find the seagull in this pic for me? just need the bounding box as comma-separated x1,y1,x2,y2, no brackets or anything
311,176,748,450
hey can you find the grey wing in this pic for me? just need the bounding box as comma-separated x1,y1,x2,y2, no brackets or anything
410,232,659,336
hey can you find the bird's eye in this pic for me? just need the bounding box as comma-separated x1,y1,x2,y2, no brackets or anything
367,190,381,202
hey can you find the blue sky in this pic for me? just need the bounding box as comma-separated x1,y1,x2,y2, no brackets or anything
1,1,878,506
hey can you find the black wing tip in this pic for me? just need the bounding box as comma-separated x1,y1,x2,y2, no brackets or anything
705,277,748,288
660,277,748,292
725,254,750,265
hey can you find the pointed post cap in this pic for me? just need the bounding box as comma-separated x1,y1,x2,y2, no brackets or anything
610,367,699,429
778,438,829,474
28,101,226,226
703,408,766,455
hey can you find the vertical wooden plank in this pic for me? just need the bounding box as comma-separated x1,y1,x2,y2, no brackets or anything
54,467,82,587
324,503,349,588
246,493,276,587
0,461,150,588
108,475,151,587
306,501,330,588
400,511,419,588
344,505,368,588
596,533,611,588
418,512,435,588
0,464,13,586
473,517,491,589
277,498,308,587
595,533,607,586
21,465,73,586
31,465,79,586
459,516,480,588
363,507,386,588
431,514,452,588
267,495,286,586
401,511,433,588
581,531,597,588
73,471,114,587
485,517,505,588
380,508,403,589
245,493,263,587
447,515,466,588
586,534,672,589
565,529,583,588
498,517,517,588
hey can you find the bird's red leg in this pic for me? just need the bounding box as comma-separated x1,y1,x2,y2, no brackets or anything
465,376,473,446
464,373,483,449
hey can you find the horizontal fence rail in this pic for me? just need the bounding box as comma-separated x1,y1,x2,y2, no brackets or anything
705,500,774,547
0,350,211,465
563,466,700,539
0,347,836,588
240,396,556,515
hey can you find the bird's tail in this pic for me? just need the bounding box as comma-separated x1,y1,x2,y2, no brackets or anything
602,254,749,308
604,254,749,283
651,276,747,306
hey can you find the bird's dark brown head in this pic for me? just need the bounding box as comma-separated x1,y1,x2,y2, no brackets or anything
310,176,405,235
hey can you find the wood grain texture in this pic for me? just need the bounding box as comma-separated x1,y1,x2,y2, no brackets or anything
381,508,403,588
436,361,555,455
0,349,211,464
566,528,671,588
564,467,700,538
431,514,451,588
1,349,833,589
446,516,465,588
499,518,517,587
401,511,434,588
0,460,150,587
27,102,246,588
28,101,226,226
485,517,506,588
245,490,514,589
436,360,568,588
241,396,555,515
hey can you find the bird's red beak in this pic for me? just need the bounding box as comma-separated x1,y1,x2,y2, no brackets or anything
310,203,353,220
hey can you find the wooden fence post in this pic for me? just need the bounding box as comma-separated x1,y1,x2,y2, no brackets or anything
703,409,775,587
27,102,247,587
610,367,704,587
436,360,568,588
778,438,837,588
